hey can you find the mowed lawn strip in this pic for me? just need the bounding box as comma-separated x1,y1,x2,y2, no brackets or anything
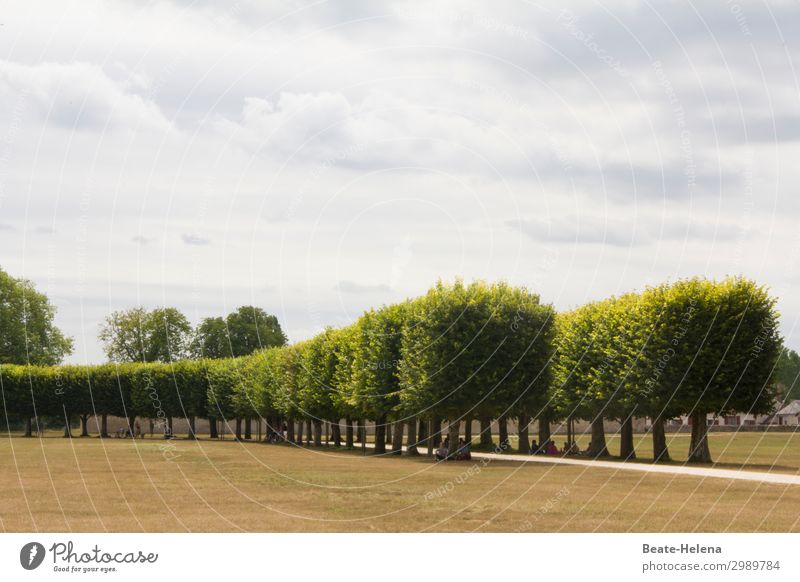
1,436,799,532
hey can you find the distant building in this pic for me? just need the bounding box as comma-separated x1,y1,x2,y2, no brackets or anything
765,400,800,426
644,411,772,429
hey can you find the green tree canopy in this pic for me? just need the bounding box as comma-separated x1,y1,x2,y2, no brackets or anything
99,306,192,362
775,348,800,400
0,267,73,365
192,306,287,359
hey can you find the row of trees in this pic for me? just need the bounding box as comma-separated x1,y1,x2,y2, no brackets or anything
0,277,783,463
552,277,781,462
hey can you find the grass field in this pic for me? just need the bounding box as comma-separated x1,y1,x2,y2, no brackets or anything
1,432,799,532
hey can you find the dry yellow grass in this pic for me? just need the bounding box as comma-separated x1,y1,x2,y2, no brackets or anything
1,435,799,532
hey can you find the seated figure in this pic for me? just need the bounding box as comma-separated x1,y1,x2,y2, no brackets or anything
456,438,471,460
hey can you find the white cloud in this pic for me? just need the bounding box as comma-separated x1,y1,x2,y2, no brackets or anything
0,60,171,131
0,0,798,361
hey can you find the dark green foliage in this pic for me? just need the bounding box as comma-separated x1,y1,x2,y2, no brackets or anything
0,267,73,365
193,307,288,359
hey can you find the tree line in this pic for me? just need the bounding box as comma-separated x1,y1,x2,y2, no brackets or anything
0,276,783,464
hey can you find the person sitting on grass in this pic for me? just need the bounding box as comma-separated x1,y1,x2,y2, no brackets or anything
569,441,580,455
435,443,449,461
546,440,558,455
529,439,539,455
456,438,471,460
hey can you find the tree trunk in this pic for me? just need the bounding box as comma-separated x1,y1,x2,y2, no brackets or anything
406,419,419,455
24,417,32,437
100,414,109,438
432,419,443,447
331,420,341,447
518,413,530,453
306,420,313,445
464,416,472,444
80,414,89,437
651,416,670,462
498,416,509,451
188,416,197,440
244,417,252,440
356,419,365,443
589,416,609,457
418,419,428,452
345,417,354,448
619,415,636,460
127,414,136,437
391,420,404,455
479,416,493,446
270,415,279,440
286,417,295,443
168,416,173,437
209,416,218,439
313,419,323,446
385,423,392,446
296,419,304,444
447,419,460,456
538,416,551,447
688,410,712,463
566,416,573,446
426,419,434,456
374,415,387,454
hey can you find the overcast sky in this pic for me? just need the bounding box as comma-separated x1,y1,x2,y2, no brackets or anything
1,0,799,363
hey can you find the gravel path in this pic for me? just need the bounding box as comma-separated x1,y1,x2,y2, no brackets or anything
466,450,800,485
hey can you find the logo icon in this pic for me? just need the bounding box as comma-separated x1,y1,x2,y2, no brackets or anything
20,542,46,570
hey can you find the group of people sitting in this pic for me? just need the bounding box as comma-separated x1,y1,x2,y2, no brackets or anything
434,437,472,461
529,439,587,456
433,436,589,461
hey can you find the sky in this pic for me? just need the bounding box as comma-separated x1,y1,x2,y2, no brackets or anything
0,0,799,364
